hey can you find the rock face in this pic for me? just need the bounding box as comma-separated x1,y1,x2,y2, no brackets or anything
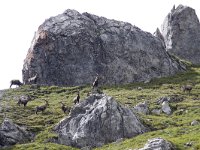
0,118,33,147
54,94,149,148
139,137,175,150
161,4,200,65
23,9,185,86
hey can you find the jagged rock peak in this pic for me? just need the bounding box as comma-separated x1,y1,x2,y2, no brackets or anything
23,9,185,86
161,4,200,64
54,93,149,148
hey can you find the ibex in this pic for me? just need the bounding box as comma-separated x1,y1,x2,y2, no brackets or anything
73,91,80,105
28,74,38,84
35,100,49,114
92,74,99,89
181,85,193,93
60,102,71,113
17,95,31,107
10,80,23,88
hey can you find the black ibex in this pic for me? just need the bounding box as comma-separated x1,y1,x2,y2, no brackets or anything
17,95,31,107
10,80,23,88
181,85,193,93
35,100,49,114
60,102,71,113
73,91,80,105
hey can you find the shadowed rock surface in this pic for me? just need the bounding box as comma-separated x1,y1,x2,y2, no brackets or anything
23,9,185,86
54,94,149,148
161,4,200,65
0,118,33,147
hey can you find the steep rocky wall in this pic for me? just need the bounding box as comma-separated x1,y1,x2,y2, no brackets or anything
23,9,185,86
161,5,200,65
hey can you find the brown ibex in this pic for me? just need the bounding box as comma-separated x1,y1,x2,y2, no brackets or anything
17,95,31,107
60,102,71,113
35,100,49,114
181,85,193,93
10,80,23,88
73,91,80,105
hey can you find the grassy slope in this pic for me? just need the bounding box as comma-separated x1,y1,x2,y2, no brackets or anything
0,66,200,150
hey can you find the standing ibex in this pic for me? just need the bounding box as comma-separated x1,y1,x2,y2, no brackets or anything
60,102,71,113
181,85,193,93
92,74,99,89
10,80,23,88
35,100,49,114
17,95,31,107
28,74,38,84
73,91,80,105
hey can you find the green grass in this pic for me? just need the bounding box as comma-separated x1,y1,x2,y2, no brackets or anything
1,66,200,150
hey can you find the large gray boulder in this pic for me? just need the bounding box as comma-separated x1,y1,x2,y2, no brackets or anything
23,9,185,86
0,118,33,147
161,4,200,65
54,94,149,148
138,137,175,150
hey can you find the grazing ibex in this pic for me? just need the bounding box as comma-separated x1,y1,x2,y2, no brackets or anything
35,100,49,114
60,102,71,113
181,85,193,93
10,80,23,88
73,91,80,105
17,95,31,107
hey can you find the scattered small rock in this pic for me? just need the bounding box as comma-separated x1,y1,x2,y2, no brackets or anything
151,109,161,115
133,101,149,115
80,146,92,150
138,137,175,150
184,142,193,147
191,120,199,126
162,101,172,115
157,97,170,105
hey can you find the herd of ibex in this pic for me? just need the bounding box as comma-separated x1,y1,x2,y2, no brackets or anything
14,74,100,115
13,73,194,115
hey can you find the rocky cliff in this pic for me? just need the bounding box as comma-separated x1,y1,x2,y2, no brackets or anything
161,5,200,65
23,9,185,86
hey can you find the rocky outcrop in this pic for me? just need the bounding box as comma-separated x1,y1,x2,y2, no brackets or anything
161,4,200,65
23,9,185,86
0,118,33,147
54,94,149,148
138,138,175,150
